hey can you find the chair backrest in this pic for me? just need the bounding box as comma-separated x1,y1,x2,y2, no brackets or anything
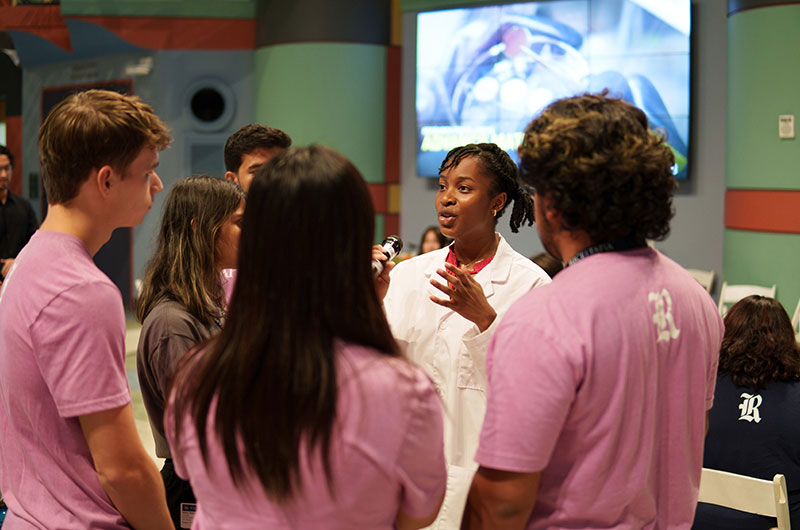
687,268,715,293
698,468,791,530
792,297,800,343
718,282,777,316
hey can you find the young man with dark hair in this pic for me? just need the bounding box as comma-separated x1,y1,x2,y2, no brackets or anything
0,90,174,529
462,94,723,529
224,123,291,192
0,144,38,280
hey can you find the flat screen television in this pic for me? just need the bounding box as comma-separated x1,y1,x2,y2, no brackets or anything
416,0,691,178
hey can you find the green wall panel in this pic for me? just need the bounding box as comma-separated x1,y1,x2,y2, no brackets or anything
254,43,386,184
723,228,800,313
374,214,386,246
60,0,256,18
727,5,800,189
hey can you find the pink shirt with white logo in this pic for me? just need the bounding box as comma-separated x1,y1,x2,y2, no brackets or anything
0,231,131,529
476,248,723,529
166,341,447,529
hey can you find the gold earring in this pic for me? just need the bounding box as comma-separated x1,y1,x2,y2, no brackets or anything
491,209,496,217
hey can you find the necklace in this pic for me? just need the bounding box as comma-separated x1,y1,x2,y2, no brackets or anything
446,246,495,272
213,309,227,329
450,235,499,270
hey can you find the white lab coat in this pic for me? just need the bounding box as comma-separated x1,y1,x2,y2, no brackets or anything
383,235,551,529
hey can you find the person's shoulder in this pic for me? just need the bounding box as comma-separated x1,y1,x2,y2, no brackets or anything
11,192,34,208
650,250,720,313
145,298,191,321
509,250,552,282
142,299,207,337
337,342,434,398
20,235,117,298
495,236,552,282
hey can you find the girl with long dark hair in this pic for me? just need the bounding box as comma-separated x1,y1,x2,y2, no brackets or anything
136,176,244,528
166,146,446,529
374,143,551,529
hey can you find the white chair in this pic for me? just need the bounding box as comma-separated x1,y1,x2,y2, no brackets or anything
698,468,790,530
792,297,800,344
718,282,777,316
687,268,715,293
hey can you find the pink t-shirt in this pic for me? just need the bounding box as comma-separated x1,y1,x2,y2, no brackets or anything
0,231,131,529
166,341,447,529
220,268,236,307
476,248,723,529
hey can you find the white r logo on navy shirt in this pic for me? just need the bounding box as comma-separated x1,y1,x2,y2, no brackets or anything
738,393,762,423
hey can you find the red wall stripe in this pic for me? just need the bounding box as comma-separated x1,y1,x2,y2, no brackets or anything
384,45,401,185
384,214,399,238
0,5,71,51
74,16,256,50
725,189,800,234
369,183,388,214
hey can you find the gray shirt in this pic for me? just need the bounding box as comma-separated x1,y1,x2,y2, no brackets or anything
137,299,217,458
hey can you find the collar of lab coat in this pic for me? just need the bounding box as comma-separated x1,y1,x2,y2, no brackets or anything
421,233,515,300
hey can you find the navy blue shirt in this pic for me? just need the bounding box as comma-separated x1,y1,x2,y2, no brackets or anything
693,374,800,529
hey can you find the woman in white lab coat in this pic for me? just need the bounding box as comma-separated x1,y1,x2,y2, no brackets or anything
374,143,551,529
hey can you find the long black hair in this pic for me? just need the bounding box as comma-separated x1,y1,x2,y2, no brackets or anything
438,142,534,233
171,145,400,500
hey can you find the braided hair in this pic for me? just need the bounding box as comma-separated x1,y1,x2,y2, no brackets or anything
438,143,534,233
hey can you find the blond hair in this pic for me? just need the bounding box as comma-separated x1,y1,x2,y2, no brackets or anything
38,89,172,204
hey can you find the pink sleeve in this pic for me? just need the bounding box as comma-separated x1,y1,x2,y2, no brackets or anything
395,369,447,518
30,281,130,418
476,320,580,473
220,269,237,308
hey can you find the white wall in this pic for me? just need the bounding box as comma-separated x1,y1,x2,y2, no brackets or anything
399,0,726,295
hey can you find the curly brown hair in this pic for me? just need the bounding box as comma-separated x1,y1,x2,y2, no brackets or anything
719,295,800,390
518,93,676,244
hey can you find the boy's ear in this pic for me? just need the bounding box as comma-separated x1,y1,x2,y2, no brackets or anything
96,165,114,196
224,172,239,186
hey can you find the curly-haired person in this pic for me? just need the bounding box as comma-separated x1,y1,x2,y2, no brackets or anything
695,295,800,530
462,93,724,530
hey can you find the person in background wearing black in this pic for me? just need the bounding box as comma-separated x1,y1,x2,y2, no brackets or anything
694,295,800,530
0,144,38,280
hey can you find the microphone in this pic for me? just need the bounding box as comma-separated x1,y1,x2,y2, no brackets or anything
372,235,403,276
